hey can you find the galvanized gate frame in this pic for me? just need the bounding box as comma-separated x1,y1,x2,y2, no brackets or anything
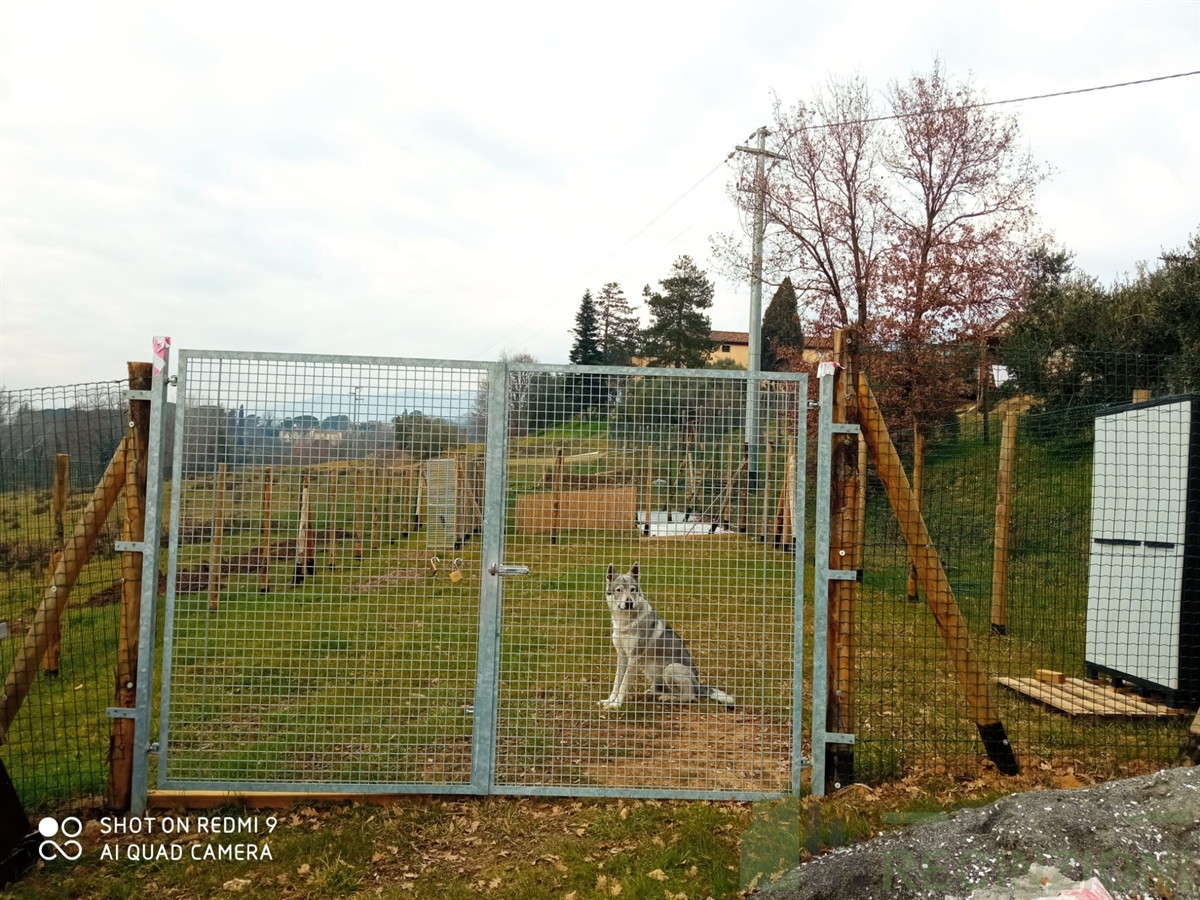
809,366,858,797
132,354,813,810
124,345,172,815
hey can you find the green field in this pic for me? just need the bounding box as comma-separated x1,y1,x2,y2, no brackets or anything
2,409,1192,814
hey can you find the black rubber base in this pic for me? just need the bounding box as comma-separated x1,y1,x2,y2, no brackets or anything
825,745,855,792
978,721,1020,775
0,758,32,889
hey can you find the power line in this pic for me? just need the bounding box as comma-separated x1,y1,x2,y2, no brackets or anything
472,157,731,358
473,68,1198,358
803,69,1200,132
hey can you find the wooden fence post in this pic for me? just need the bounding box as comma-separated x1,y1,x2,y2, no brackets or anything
761,436,774,541
0,437,129,744
260,466,273,590
353,465,364,559
371,460,381,552
208,463,227,612
294,472,314,584
739,443,749,533
41,454,69,674
1133,389,1151,403
550,446,564,545
109,361,152,810
855,369,1019,776
825,329,860,790
642,446,652,537
906,428,925,603
991,411,1019,635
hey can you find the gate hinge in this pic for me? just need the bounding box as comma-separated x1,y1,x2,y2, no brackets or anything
114,540,150,554
123,389,154,402
148,742,160,755
106,707,137,719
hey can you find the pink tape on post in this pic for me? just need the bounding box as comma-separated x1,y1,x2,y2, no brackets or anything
152,336,171,376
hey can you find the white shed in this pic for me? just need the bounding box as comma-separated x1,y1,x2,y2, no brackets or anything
1085,396,1199,707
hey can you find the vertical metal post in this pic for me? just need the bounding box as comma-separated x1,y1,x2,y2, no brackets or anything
130,347,170,814
157,354,188,789
791,376,809,795
810,369,858,796
745,126,768,484
470,361,508,792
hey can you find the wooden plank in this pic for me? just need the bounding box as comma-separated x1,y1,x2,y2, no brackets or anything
1036,669,1065,685
998,677,1187,717
1055,679,1179,716
997,678,1095,716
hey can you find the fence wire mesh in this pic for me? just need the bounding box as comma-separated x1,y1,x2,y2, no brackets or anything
0,380,129,811
493,366,804,795
844,344,1198,784
161,354,488,789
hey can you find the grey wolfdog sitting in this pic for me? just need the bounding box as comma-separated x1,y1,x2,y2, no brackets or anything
600,564,735,709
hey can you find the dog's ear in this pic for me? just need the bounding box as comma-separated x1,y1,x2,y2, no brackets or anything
606,564,615,586
630,562,640,587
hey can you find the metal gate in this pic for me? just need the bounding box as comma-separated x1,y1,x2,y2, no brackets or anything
142,351,808,806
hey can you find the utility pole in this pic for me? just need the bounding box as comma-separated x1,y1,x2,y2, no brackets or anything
736,127,785,486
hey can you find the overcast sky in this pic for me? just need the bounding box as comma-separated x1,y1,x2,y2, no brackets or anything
1,1,1197,389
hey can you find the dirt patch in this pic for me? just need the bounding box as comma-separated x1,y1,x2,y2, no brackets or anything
82,572,169,606
759,765,1199,899
496,701,791,794
353,567,429,592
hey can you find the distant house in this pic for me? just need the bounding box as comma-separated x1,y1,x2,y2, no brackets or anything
709,331,749,367
634,330,834,369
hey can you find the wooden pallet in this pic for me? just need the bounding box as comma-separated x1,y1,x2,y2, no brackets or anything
997,676,1189,718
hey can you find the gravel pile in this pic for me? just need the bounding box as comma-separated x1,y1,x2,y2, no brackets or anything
758,765,1198,900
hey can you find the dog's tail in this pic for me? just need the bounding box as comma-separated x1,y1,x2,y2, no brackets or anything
701,685,736,708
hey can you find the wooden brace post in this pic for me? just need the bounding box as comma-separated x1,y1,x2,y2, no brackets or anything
855,370,1020,776
1,437,129,744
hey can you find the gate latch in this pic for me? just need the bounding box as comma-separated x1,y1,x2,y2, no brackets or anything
489,563,530,577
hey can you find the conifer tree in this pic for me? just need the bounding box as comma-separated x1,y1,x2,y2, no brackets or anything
569,290,603,365
594,282,640,366
640,256,716,368
761,276,805,371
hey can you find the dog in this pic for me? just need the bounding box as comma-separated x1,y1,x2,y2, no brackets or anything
600,563,735,709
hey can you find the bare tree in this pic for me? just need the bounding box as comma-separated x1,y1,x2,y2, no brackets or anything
718,75,887,333
719,61,1042,352
878,59,1043,345
501,350,538,437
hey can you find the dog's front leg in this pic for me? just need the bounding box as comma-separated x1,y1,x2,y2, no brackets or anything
601,650,629,709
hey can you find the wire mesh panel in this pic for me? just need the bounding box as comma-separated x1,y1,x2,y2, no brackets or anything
492,365,806,797
0,380,128,811
160,352,489,791
843,344,1197,785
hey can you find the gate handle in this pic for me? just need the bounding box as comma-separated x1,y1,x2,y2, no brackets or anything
489,563,530,577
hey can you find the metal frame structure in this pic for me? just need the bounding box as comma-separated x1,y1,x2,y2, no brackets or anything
809,369,858,797
133,350,815,809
